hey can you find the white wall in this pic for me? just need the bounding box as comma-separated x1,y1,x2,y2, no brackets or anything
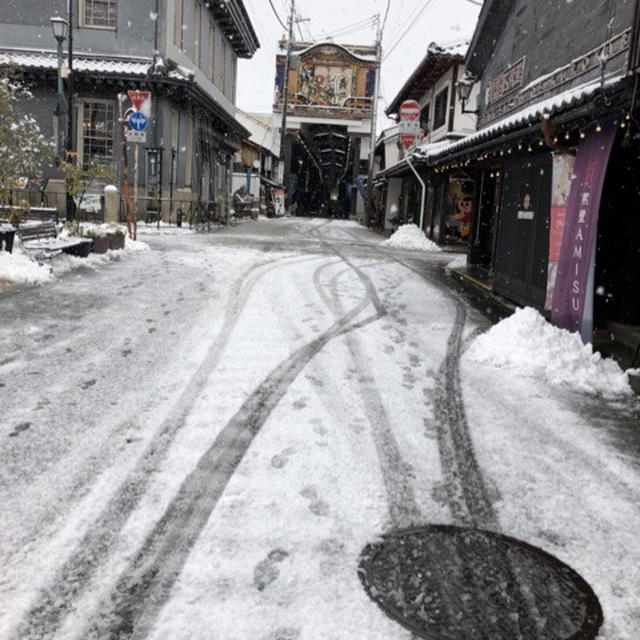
418,63,477,144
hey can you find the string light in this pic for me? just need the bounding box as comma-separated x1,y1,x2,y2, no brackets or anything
595,123,602,132
579,131,586,139
564,132,570,140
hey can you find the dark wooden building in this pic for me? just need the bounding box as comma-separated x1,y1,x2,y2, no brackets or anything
424,0,640,351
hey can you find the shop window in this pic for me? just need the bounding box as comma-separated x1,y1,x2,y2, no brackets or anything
80,100,115,168
81,0,117,29
434,87,448,130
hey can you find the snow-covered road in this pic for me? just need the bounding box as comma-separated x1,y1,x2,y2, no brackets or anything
1,218,638,639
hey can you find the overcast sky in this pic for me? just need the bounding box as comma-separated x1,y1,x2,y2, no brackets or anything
237,0,482,130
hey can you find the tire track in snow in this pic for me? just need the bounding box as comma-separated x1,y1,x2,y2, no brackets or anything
312,251,422,528
391,258,546,638
76,256,387,639
8,254,309,640
390,257,498,529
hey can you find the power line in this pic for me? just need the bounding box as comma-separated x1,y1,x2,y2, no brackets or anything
384,0,436,61
314,15,378,41
384,0,429,47
267,0,287,31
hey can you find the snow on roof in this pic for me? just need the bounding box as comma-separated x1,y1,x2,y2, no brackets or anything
378,139,452,177
0,48,184,80
426,39,470,58
415,74,626,162
284,41,377,62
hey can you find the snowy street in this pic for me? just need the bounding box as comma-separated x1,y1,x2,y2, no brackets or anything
1,218,639,639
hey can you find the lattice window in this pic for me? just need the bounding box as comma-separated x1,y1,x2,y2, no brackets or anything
81,100,115,168
82,0,117,28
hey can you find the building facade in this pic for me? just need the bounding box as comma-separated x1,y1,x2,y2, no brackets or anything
274,40,377,218
374,41,478,240
0,0,258,221
420,0,640,351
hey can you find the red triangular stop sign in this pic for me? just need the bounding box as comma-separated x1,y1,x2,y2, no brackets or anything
128,90,150,111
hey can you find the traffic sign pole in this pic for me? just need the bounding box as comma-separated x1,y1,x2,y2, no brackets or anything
398,99,426,230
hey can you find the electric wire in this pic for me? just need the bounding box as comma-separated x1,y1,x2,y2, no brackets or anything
384,0,428,45
267,0,288,31
384,0,436,61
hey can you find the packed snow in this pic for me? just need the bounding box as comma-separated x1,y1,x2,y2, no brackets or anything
383,223,442,251
466,306,635,396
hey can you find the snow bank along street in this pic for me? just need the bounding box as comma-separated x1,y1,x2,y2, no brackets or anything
1,218,639,639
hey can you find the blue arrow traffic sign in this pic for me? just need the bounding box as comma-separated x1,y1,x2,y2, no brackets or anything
128,111,148,131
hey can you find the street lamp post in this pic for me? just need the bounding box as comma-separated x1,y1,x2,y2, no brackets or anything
50,17,68,160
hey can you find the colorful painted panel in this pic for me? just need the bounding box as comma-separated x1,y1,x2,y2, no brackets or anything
298,63,353,106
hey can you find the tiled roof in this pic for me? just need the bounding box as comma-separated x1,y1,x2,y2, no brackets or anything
415,74,627,163
0,48,183,80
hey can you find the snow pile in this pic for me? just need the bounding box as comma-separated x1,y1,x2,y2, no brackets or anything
383,224,441,252
0,250,53,284
0,236,149,285
136,223,194,236
446,255,467,270
466,307,633,397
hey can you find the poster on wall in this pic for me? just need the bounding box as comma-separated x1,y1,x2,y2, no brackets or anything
444,176,474,243
274,188,285,216
551,120,617,342
545,153,576,310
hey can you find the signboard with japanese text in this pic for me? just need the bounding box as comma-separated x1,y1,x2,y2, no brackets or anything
551,120,617,341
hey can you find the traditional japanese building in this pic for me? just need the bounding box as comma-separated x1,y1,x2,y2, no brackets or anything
0,0,258,221
274,40,377,218
373,41,478,241
421,0,640,352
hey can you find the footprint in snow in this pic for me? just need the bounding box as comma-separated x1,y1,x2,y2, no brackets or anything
271,447,295,469
253,548,289,591
300,486,329,517
8,422,31,437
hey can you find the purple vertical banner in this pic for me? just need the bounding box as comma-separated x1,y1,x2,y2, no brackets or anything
551,119,617,341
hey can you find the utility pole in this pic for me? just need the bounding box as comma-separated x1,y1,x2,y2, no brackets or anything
364,14,382,228
279,0,295,201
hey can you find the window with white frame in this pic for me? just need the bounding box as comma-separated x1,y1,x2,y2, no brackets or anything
80,100,115,168
81,0,117,29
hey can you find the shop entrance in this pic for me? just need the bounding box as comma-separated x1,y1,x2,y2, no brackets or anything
494,154,552,309
595,136,640,330
470,168,502,271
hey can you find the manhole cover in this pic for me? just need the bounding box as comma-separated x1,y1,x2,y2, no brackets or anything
358,525,603,639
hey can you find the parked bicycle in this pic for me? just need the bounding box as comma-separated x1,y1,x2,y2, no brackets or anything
188,201,215,232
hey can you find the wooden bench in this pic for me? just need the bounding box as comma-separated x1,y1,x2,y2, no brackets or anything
18,221,92,259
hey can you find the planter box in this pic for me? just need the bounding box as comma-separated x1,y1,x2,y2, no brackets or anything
90,235,110,254
109,232,125,250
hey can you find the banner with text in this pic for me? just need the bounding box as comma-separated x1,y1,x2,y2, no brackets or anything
550,120,616,341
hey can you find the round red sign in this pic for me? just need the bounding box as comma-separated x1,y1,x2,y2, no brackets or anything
399,99,421,121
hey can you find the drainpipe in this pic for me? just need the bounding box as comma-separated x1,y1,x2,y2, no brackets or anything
405,154,426,230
